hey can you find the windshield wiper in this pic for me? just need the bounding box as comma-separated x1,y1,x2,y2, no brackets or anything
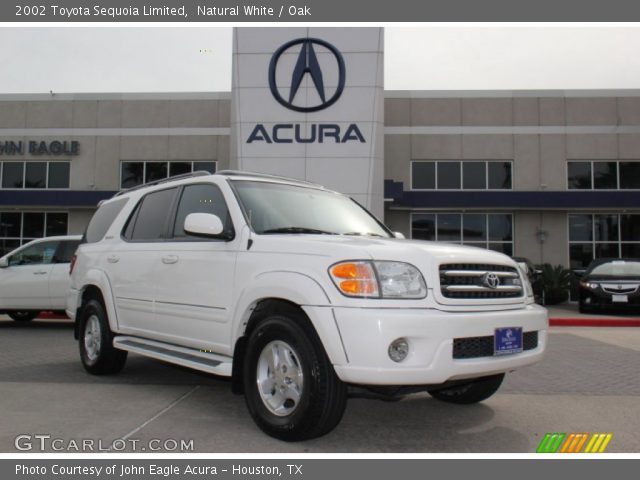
342,232,386,238
261,227,337,235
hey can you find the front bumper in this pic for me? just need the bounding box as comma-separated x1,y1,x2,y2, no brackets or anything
327,304,547,386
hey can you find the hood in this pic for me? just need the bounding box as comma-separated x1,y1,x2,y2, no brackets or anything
250,234,517,270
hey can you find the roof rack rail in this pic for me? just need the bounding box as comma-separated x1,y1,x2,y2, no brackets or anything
113,171,212,197
218,170,322,187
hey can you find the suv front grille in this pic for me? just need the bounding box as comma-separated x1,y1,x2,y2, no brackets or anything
453,331,538,359
439,263,523,299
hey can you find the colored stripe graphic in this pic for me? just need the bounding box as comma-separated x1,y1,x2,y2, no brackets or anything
537,433,566,453
538,433,613,453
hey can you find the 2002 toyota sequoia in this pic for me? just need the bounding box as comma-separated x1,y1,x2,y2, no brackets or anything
67,171,547,441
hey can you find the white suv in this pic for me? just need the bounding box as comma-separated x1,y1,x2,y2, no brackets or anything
68,171,547,441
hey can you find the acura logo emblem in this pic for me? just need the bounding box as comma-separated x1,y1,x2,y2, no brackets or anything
482,273,500,289
268,38,346,113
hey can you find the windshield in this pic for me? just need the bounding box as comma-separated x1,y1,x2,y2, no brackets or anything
589,260,640,276
232,180,391,237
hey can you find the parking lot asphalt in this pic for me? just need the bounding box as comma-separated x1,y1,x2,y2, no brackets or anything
1,316,639,453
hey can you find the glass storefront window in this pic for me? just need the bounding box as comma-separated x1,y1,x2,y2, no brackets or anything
0,212,68,257
411,161,512,190
411,212,514,254
569,213,640,269
0,162,69,189
568,161,640,190
119,161,218,189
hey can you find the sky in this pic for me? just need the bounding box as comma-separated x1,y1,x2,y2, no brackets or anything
0,26,639,93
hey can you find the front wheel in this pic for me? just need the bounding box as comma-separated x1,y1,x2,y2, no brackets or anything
79,299,127,375
8,311,39,322
243,314,347,441
427,374,505,405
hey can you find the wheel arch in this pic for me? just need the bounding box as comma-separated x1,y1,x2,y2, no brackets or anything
73,269,119,339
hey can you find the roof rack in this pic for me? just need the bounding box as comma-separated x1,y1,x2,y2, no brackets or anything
218,170,322,187
113,171,212,197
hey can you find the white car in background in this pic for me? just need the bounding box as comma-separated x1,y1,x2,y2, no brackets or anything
0,235,82,322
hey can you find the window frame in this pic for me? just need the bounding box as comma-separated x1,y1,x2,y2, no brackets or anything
567,213,640,269
409,211,515,255
7,239,61,267
410,160,514,191
566,160,640,191
0,211,69,257
0,161,71,190
119,160,218,189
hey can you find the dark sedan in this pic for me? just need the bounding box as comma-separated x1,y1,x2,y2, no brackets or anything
579,258,640,314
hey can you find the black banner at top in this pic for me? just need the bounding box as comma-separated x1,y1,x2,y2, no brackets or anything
4,0,640,22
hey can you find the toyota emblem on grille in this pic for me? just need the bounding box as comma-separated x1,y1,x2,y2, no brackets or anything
482,273,500,289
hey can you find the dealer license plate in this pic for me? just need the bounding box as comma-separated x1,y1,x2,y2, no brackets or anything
612,294,628,303
494,327,523,356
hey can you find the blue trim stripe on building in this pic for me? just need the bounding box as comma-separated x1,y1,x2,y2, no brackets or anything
0,191,118,207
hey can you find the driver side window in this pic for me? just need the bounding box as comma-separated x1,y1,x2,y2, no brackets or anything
8,241,59,267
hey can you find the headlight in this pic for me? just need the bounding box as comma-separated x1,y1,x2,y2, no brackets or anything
329,261,427,299
580,281,599,289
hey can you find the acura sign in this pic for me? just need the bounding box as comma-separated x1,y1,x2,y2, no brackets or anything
246,37,365,144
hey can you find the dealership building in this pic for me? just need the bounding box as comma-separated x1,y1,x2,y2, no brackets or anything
0,27,639,272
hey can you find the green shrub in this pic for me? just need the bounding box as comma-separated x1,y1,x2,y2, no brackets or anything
538,263,572,305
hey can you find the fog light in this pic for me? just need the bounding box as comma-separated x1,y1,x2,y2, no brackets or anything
388,338,409,363
585,297,591,304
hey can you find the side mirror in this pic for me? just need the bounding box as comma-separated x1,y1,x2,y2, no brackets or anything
0,257,8,268
184,213,224,237
393,232,406,239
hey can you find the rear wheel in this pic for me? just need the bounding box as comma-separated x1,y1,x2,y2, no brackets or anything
8,311,39,322
428,374,505,404
79,299,127,375
243,313,347,441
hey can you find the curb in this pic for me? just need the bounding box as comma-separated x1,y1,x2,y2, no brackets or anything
550,318,640,327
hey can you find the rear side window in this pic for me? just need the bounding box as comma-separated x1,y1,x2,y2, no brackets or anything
54,240,81,263
85,198,128,243
126,188,177,241
172,184,233,239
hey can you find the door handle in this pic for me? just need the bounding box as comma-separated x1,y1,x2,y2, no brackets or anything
107,255,120,264
33,271,48,275
161,255,179,265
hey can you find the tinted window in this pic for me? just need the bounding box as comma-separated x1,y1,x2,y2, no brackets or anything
594,214,618,242
463,162,486,189
48,163,70,188
130,188,177,241
570,244,593,269
121,162,144,188
569,214,592,242
411,214,435,241
85,198,129,243
146,162,168,183
169,162,191,177
488,214,512,241
568,162,591,189
619,162,640,189
463,214,487,241
437,214,461,241
194,162,216,174
2,163,24,188
437,162,461,189
23,213,45,238
621,214,640,241
25,162,47,188
46,213,68,237
54,240,81,263
488,162,512,189
172,184,232,239
0,212,21,237
593,162,617,189
9,241,59,266
412,162,435,189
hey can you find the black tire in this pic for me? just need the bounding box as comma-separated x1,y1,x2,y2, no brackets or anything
78,299,127,375
8,311,39,322
428,374,505,405
578,302,591,314
243,313,347,441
